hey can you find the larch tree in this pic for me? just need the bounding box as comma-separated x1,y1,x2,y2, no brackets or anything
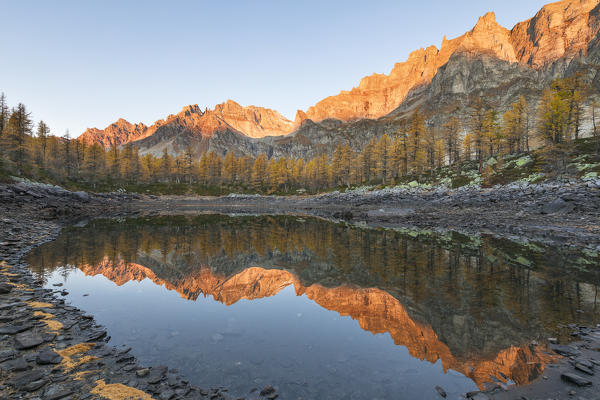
592,97,600,154
469,97,488,171
5,103,33,174
442,117,460,165
251,153,268,189
408,111,427,174
36,121,50,168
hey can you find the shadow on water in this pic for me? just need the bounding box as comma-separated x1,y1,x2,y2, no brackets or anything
25,215,600,399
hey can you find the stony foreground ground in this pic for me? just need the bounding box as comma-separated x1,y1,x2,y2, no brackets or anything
1,180,599,399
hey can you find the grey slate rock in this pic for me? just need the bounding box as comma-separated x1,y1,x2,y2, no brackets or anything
0,283,13,294
36,349,63,365
561,372,593,386
15,331,45,349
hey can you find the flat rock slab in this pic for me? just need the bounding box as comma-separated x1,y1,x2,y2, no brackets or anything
0,323,33,334
36,349,62,365
15,331,45,349
0,282,13,293
550,344,582,357
561,372,593,386
0,349,17,362
11,369,46,389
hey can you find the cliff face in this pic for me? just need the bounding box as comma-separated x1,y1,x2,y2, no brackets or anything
299,0,600,124
299,11,517,124
510,0,600,68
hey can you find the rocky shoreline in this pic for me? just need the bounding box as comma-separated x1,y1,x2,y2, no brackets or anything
1,180,599,399
0,182,278,400
134,179,600,250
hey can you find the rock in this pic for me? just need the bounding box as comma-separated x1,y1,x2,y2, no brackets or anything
0,282,13,294
36,349,63,365
86,330,107,341
0,323,33,334
159,389,175,400
0,349,17,362
435,385,447,397
470,394,490,400
23,379,49,392
136,368,150,377
5,357,29,372
116,354,134,363
541,198,575,215
12,369,46,389
147,365,168,384
73,191,90,202
561,373,593,387
260,385,276,396
15,331,45,349
574,363,594,375
551,344,582,357
43,383,76,400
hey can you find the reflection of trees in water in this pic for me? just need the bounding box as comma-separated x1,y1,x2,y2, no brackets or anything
27,215,599,350
24,215,600,388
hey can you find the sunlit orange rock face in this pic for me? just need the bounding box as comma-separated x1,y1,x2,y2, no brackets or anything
78,259,556,389
510,0,600,68
79,100,293,148
79,118,151,148
78,0,600,149
298,0,600,123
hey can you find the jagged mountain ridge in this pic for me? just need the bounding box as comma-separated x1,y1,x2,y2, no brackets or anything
79,0,600,159
301,0,600,124
79,99,294,149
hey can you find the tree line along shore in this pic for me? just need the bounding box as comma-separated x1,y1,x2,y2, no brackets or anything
1,75,599,196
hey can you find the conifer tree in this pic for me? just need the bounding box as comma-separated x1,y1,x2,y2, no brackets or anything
36,121,50,167
5,104,33,174
408,111,427,173
442,117,460,165
160,148,173,183
0,93,8,139
251,153,268,189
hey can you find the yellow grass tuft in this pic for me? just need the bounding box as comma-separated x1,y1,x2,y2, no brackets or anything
28,301,53,308
34,311,64,332
91,379,153,400
56,343,98,371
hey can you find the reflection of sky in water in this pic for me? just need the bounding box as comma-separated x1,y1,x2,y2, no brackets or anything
46,267,478,400
27,215,600,399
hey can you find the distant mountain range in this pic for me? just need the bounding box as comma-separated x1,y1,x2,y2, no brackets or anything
79,0,600,159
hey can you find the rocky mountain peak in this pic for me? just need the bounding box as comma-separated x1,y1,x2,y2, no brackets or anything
180,104,202,117
79,100,295,149
472,12,499,32
510,0,600,67
300,0,598,123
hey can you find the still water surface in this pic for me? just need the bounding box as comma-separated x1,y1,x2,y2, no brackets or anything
26,215,600,399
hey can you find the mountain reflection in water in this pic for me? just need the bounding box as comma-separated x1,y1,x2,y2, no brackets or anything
26,215,600,398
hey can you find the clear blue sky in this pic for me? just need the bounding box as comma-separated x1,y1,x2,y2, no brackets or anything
0,0,549,137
